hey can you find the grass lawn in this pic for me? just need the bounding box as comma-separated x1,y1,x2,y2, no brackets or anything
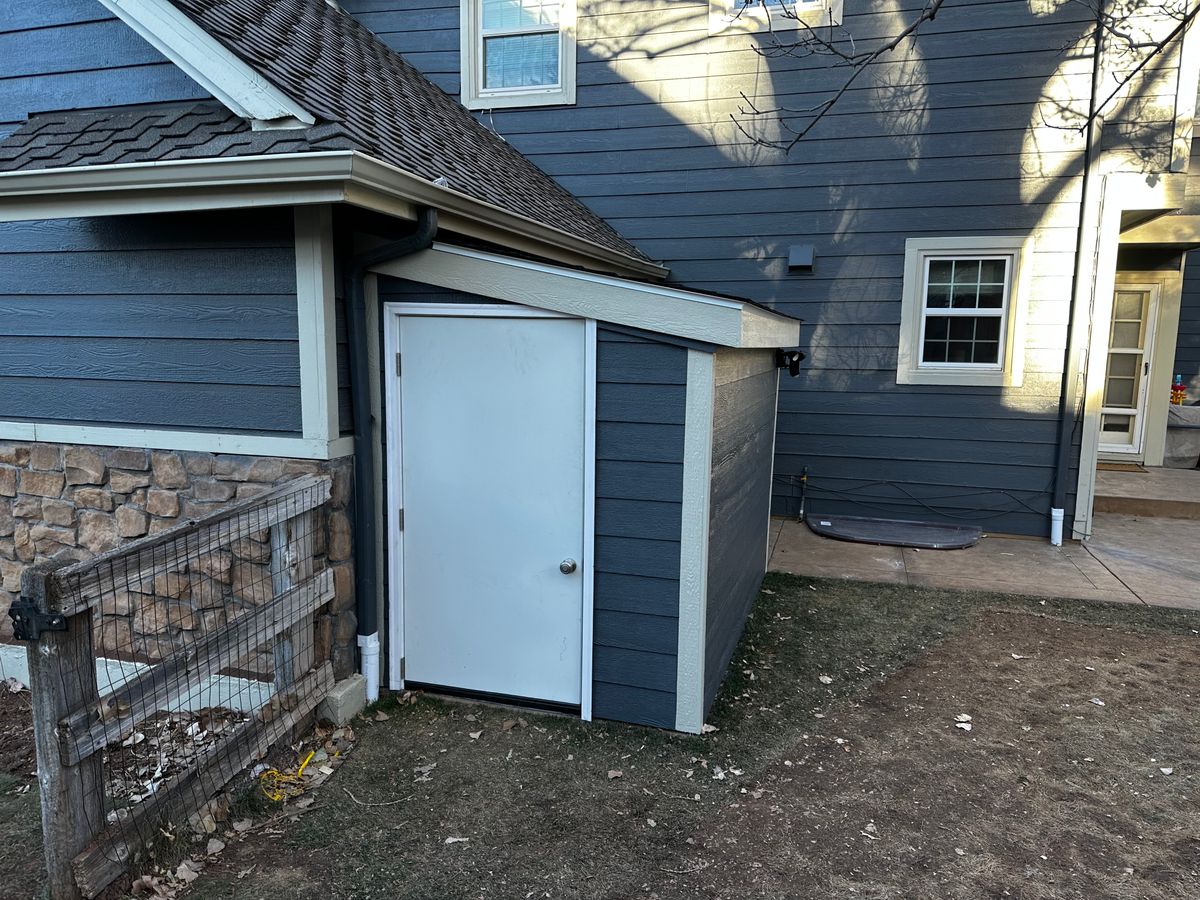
7,575,1200,899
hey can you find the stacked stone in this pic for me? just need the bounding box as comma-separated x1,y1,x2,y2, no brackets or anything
0,443,356,679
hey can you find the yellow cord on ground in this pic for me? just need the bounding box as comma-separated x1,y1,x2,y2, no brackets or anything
259,749,316,802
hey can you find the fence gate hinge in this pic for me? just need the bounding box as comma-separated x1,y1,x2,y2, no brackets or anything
395,352,402,376
7,597,67,642
400,657,405,680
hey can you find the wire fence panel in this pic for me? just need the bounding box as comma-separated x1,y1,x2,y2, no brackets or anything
13,475,337,900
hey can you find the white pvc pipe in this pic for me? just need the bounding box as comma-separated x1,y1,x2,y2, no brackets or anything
1050,507,1065,547
357,632,380,702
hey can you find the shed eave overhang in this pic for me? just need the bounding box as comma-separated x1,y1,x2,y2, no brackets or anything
0,150,668,282
374,243,802,349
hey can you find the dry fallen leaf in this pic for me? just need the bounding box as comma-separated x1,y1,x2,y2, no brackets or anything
1160,767,1175,776
955,714,972,723
1089,698,1106,707
444,836,469,844
206,838,225,856
607,769,623,780
818,675,834,685
1010,654,1028,660
955,723,973,732
701,724,720,734
469,730,483,740
374,710,391,722
175,860,201,884
232,819,252,833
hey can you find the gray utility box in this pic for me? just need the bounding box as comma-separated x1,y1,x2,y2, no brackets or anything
1165,405,1200,468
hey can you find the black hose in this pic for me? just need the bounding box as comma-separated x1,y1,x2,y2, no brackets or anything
345,207,439,642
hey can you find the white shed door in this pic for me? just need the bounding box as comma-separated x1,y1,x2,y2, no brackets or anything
396,313,586,705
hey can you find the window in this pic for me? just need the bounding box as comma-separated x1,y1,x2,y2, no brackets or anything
897,237,1027,387
461,0,576,109
709,0,843,36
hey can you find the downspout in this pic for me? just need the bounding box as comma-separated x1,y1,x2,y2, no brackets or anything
346,207,438,701
1050,14,1105,546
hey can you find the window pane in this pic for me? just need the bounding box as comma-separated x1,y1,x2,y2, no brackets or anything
947,341,974,362
484,33,559,88
924,317,948,341
1113,291,1144,320
927,260,954,284
483,0,560,30
922,339,948,362
972,341,999,364
1107,354,1137,378
1105,376,1136,407
948,318,976,340
1110,322,1142,348
1102,413,1132,434
952,260,981,284
975,317,1000,341
977,283,1004,309
925,284,950,308
979,259,1007,283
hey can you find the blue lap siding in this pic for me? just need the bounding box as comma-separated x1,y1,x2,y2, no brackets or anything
0,4,207,140
0,210,302,434
1179,251,1200,403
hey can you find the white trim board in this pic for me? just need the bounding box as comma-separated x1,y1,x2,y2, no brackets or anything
294,205,340,445
0,152,667,282
0,421,353,460
96,0,313,126
675,350,714,735
374,244,801,349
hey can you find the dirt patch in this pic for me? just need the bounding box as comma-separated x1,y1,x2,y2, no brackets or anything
0,687,36,777
182,580,1200,900
681,611,1200,899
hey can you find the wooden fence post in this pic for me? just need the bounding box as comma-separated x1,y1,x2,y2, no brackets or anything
20,560,105,900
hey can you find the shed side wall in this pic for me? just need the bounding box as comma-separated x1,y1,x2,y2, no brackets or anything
0,210,302,434
1179,250,1200,402
704,350,776,713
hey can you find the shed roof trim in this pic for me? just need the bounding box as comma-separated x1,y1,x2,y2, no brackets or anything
374,244,802,349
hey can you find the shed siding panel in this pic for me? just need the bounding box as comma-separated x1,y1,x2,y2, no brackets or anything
1178,250,1200,403
594,327,686,727
0,210,302,434
342,0,1185,536
0,8,208,138
704,354,777,712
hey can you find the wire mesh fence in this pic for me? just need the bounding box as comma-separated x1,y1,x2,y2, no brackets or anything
14,474,337,899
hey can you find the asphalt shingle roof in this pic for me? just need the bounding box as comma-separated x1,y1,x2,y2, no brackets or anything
0,0,649,265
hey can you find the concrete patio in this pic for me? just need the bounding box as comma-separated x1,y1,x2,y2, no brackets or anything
768,513,1200,610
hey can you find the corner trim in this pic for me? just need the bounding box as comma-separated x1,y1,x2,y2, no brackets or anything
294,205,340,444
0,422,353,460
675,350,714,734
96,0,315,126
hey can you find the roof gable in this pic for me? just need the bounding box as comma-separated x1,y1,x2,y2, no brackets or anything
94,0,649,265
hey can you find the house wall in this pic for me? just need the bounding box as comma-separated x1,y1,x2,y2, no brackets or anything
0,209,303,434
1178,251,1200,401
703,350,776,714
376,277,687,728
342,0,1188,537
0,2,207,140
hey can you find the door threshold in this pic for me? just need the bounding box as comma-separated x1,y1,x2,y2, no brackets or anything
402,681,581,717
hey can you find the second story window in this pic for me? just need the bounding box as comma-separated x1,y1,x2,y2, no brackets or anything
462,0,577,110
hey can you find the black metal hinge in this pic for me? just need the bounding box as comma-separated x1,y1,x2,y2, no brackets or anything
8,597,67,642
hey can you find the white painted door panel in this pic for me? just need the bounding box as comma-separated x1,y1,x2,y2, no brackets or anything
398,315,585,705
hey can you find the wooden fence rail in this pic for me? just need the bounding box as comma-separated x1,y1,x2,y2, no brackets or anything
10,476,336,900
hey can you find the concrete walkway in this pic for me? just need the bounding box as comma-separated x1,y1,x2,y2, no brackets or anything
768,514,1200,610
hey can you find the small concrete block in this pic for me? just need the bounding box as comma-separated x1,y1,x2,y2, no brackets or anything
317,673,367,726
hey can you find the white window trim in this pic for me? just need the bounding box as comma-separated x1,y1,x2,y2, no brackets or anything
897,236,1029,388
461,0,577,110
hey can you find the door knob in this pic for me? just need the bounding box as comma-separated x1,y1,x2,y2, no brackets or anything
559,559,577,575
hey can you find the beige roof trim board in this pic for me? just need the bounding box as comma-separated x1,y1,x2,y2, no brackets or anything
373,243,801,348
96,0,316,126
0,151,669,280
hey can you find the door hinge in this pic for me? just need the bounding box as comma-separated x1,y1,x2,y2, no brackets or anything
397,508,404,531
395,352,402,376
399,657,406,680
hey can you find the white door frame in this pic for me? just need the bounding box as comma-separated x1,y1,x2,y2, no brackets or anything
1098,280,1161,459
382,302,597,721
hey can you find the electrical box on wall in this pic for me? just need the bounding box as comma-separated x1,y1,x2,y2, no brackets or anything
709,0,844,36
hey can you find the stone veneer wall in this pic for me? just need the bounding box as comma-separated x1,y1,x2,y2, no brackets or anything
0,442,356,680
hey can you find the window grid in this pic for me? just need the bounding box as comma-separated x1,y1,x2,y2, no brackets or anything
917,255,1012,370
479,0,563,93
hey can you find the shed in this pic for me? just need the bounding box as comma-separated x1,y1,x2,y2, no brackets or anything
368,244,799,732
